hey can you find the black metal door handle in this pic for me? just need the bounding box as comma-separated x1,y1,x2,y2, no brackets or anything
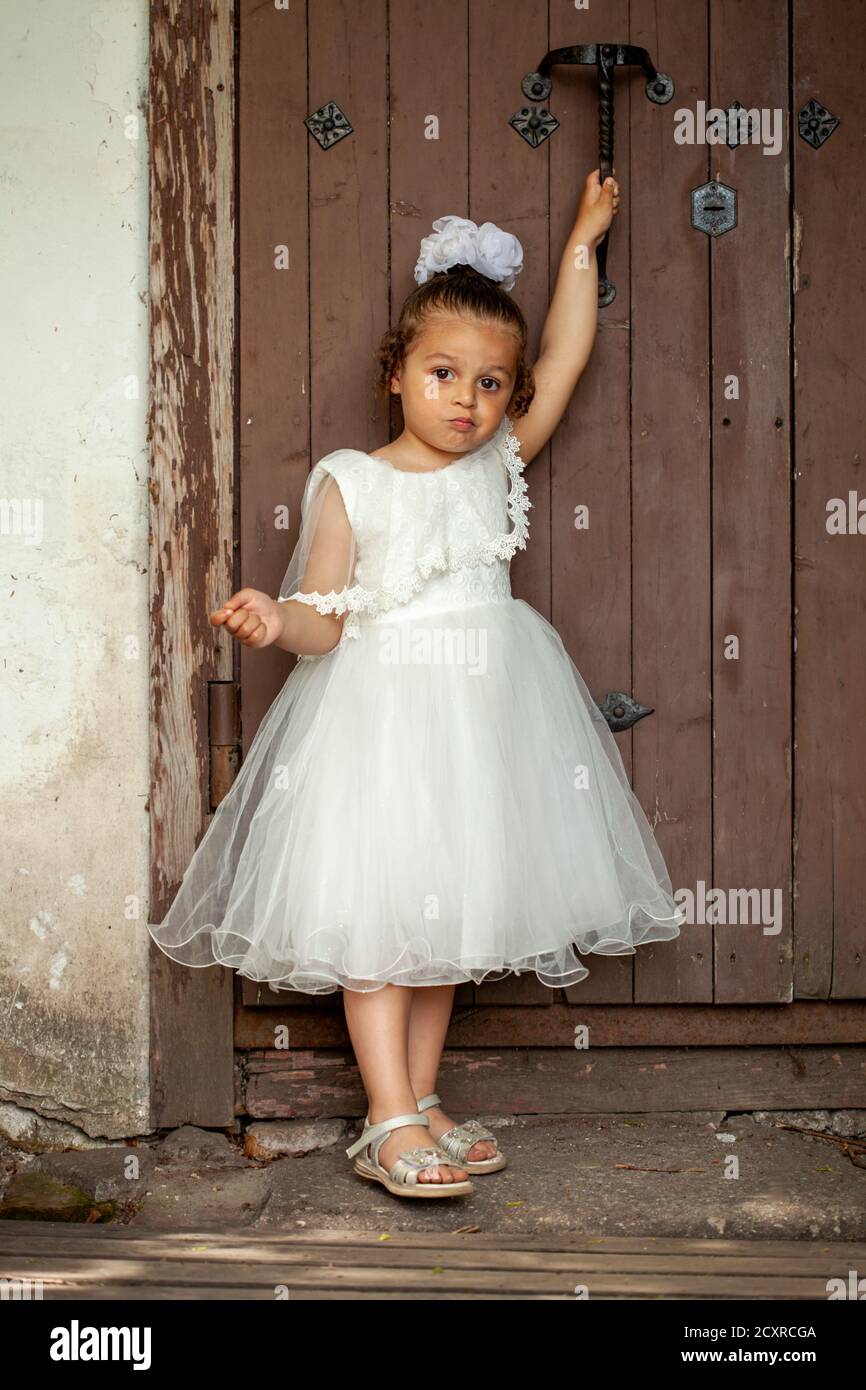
511,43,675,306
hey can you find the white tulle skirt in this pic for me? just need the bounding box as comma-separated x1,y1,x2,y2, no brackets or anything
147,595,684,993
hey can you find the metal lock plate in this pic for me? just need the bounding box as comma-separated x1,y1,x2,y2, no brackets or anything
690,180,737,236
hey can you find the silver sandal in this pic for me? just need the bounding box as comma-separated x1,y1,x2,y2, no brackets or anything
346,1110,474,1198
416,1092,507,1173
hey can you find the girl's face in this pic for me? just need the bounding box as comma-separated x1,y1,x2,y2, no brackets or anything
390,316,518,455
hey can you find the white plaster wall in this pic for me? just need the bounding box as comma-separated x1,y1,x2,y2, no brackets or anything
0,1,152,1139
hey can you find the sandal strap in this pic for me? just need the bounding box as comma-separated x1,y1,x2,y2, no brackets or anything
416,1093,440,1112
436,1118,498,1164
345,1110,429,1160
387,1147,457,1187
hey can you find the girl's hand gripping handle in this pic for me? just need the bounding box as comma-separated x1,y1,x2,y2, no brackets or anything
574,166,621,250
210,589,283,649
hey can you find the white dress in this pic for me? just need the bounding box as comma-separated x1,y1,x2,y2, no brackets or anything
147,414,684,993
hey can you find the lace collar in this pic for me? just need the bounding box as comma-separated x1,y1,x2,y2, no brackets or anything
280,414,531,634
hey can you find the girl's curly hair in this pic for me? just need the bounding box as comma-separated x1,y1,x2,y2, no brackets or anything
375,263,535,420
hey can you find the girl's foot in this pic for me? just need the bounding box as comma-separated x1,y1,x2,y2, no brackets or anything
373,1121,469,1185
419,1102,498,1163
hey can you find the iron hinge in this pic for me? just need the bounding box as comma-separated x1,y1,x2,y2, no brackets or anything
208,681,240,810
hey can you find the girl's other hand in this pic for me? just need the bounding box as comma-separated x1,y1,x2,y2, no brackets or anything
209,588,283,649
575,167,621,248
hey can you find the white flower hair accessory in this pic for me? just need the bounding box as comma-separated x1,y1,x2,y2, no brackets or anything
414,215,524,292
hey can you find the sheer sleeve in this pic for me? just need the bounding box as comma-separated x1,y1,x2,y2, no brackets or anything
276,461,359,637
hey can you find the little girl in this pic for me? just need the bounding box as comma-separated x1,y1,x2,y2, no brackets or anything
147,169,684,1201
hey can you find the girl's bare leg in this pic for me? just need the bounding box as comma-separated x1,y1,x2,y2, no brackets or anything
407,984,496,1162
342,983,468,1183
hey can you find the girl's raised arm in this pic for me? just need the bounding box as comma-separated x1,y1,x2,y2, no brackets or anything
512,168,620,465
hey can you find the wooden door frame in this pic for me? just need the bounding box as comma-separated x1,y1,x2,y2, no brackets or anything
147,2,236,1129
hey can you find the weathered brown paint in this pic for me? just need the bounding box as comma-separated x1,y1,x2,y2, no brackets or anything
628,0,713,1005
148,0,235,1128
710,1,793,1005
234,1000,866,1051
241,1041,866,1119
793,0,866,1000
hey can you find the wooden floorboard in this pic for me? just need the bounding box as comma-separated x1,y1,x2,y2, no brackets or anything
0,1221,862,1300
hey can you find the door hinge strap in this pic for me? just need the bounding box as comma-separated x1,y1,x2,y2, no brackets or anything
208,680,240,810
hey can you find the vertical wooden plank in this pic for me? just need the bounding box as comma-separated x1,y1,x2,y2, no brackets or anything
471,0,551,1006
309,0,389,458
238,0,310,747
630,0,713,1004
550,0,635,1004
234,1,324,1015
148,0,235,1127
711,0,793,1003
388,0,467,432
793,0,866,999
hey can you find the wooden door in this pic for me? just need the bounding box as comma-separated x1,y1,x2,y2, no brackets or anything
230,0,866,1059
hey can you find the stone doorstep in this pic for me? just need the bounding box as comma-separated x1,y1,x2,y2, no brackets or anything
0,1111,864,1229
